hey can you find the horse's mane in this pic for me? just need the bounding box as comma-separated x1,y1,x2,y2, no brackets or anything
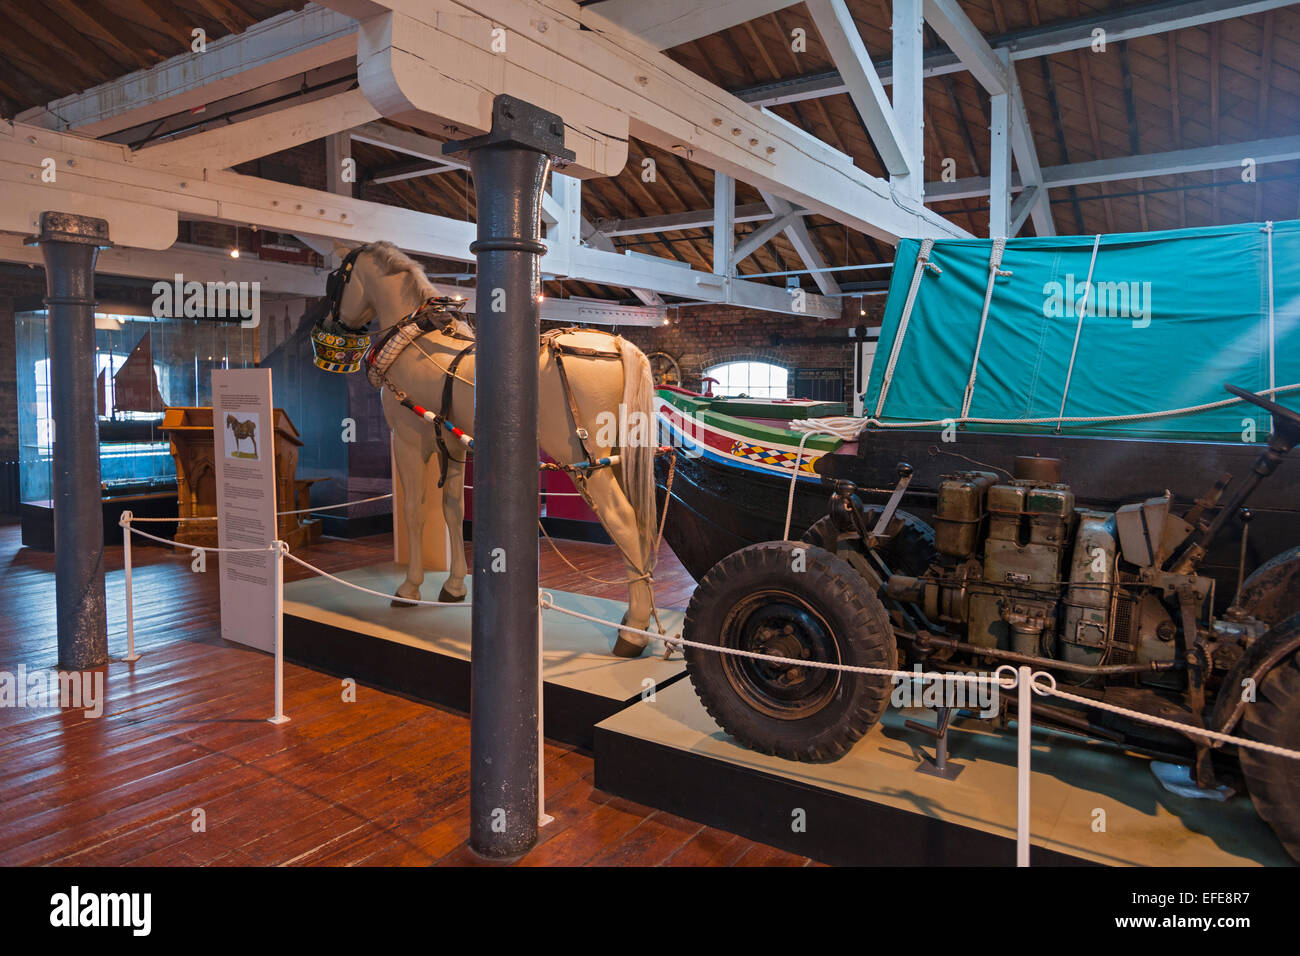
362,241,438,301
360,241,474,335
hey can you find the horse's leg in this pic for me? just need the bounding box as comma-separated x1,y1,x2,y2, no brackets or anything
392,426,429,605
437,456,468,601
580,469,654,658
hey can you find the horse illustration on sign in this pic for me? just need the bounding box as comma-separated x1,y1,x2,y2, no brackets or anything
225,414,259,459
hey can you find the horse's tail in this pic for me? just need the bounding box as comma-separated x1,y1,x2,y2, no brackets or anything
617,338,658,572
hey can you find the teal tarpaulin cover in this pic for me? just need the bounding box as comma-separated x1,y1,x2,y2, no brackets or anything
861,221,1300,441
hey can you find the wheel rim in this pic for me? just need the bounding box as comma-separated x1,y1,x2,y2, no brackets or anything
718,591,843,720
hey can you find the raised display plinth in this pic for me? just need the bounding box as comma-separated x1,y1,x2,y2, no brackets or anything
282,562,684,749
594,680,1295,867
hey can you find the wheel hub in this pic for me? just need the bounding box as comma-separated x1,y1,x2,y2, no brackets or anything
720,596,842,720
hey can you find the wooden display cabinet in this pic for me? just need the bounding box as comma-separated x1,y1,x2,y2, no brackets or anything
160,406,321,550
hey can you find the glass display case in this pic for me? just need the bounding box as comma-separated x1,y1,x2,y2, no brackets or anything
15,302,258,507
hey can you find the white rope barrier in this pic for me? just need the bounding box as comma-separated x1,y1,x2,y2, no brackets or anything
280,549,471,608
115,513,1300,866
126,486,586,526
278,493,395,516
124,523,272,553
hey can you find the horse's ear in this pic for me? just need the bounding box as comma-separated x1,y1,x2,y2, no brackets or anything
332,240,352,260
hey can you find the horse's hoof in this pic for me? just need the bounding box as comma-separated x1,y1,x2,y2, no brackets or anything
391,587,421,607
613,612,649,658
613,634,649,658
437,585,466,603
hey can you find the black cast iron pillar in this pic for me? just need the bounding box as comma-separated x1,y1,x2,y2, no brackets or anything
27,212,112,670
446,96,574,859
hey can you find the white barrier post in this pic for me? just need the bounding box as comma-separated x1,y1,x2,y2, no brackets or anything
268,540,290,725
119,511,139,662
1016,665,1032,867
538,596,552,827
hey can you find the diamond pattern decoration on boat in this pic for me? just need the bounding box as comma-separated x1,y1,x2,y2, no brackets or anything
729,440,820,473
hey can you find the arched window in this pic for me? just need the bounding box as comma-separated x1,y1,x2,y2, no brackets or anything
704,360,789,400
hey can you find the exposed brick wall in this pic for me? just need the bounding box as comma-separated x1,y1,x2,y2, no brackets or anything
618,297,885,403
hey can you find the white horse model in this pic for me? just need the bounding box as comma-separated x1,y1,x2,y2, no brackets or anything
321,241,661,657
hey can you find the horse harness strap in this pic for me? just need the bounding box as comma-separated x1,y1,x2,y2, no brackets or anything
370,315,625,486
433,342,475,487
543,328,622,470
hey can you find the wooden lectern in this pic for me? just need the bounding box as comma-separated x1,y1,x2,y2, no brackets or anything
160,406,322,550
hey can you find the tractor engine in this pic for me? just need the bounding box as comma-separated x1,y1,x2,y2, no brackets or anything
886,456,1177,680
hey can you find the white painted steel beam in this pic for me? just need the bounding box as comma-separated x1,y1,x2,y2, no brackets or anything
590,0,799,50
0,234,329,296
713,172,735,277
989,91,1012,238
927,134,1300,202
923,0,1012,95
337,0,967,241
806,0,912,177
16,4,359,136
0,121,831,316
133,89,380,171
738,0,1298,105
760,190,840,296
891,0,926,202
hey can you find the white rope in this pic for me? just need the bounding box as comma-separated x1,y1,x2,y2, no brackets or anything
874,239,939,417
119,500,1300,765
125,487,586,527
278,493,395,516
1265,222,1276,399
281,550,471,607
539,594,1300,762
126,524,272,554
126,514,216,523
803,382,1300,432
1040,680,1300,761
789,416,868,441
960,237,1011,419
1056,234,1102,431
128,492,398,523
782,429,841,541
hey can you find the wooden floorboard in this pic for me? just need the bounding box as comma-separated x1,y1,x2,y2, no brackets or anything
0,521,819,867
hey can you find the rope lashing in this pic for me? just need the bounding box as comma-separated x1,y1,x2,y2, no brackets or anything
1264,221,1276,399
874,238,941,418
960,236,1012,420
1055,234,1103,432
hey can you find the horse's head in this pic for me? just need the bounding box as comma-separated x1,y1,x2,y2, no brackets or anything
319,241,448,336
312,243,375,336
225,414,235,428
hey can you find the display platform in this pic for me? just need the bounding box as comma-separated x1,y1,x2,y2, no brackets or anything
283,562,685,748
594,679,1296,867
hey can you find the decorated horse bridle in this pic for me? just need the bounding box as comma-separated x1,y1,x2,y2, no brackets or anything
325,245,365,327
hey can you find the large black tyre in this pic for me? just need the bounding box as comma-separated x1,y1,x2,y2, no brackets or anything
683,541,897,762
1237,546,1300,628
801,508,937,580
1238,614,1300,862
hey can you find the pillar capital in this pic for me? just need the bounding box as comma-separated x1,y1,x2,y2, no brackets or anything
26,211,113,249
